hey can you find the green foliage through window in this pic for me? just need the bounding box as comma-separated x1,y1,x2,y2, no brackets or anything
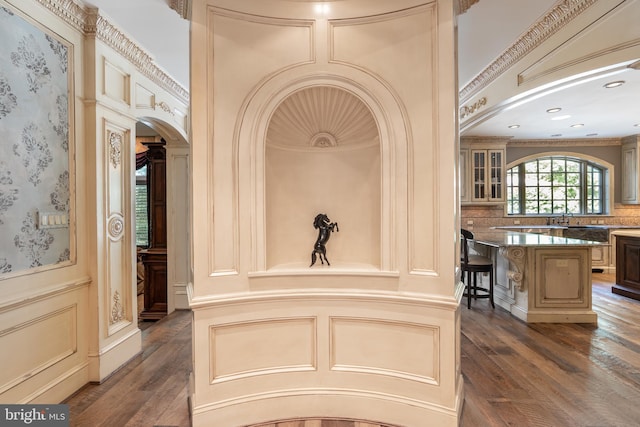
507,156,605,215
135,165,149,246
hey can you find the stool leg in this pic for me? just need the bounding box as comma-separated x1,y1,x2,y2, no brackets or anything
467,270,471,309
489,268,495,308
473,272,478,299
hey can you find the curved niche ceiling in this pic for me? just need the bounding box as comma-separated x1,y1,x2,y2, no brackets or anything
266,86,379,151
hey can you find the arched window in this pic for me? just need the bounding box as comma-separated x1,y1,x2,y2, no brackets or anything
506,155,606,215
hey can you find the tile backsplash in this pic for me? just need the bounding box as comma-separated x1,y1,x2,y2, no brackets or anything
462,204,640,232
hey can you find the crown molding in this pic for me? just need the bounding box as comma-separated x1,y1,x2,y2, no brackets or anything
35,0,189,104
456,0,479,15
169,0,191,20
459,0,598,102
506,138,622,147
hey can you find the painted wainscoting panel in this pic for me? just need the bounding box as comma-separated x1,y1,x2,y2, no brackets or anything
0,305,77,395
0,279,89,403
0,3,73,276
330,317,439,385
209,317,317,383
190,294,459,427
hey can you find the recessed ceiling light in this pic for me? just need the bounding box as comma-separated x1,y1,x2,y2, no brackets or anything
508,125,520,129
586,133,598,137
551,115,571,121
546,107,562,113
551,134,562,137
635,124,640,127
570,124,584,128
604,80,625,88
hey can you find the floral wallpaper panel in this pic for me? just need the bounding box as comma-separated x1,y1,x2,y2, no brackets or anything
0,5,72,276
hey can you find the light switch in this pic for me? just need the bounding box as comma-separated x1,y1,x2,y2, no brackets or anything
38,211,69,229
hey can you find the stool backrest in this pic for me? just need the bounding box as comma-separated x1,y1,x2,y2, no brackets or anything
461,229,474,266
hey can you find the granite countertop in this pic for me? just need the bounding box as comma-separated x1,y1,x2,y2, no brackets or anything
471,230,606,248
493,225,640,230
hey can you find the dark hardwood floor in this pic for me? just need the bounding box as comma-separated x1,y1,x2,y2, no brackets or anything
64,273,640,426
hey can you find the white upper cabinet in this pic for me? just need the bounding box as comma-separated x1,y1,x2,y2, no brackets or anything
461,139,507,205
622,135,640,204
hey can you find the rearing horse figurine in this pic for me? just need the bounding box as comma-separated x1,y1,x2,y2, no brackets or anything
310,213,339,267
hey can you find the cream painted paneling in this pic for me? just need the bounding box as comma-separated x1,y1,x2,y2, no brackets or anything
166,144,191,311
103,58,131,106
330,317,439,384
0,279,89,403
0,306,77,395
1,0,190,404
0,0,90,405
190,0,461,425
266,145,381,269
135,83,156,109
210,317,317,382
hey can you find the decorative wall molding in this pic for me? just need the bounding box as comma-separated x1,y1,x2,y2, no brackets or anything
459,96,486,119
169,0,191,20
507,138,622,147
35,0,87,33
456,0,479,15
459,0,598,101
156,101,175,116
35,0,189,104
108,130,122,168
110,290,125,324
107,214,124,241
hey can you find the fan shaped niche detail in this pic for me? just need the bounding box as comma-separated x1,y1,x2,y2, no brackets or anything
265,85,382,270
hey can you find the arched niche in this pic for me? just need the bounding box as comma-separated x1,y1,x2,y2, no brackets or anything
265,85,381,269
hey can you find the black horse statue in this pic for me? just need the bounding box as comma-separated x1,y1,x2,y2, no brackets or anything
310,213,339,267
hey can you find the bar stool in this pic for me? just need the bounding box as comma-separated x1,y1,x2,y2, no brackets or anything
461,229,495,309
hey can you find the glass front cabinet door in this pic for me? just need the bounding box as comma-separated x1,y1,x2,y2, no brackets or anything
470,148,505,203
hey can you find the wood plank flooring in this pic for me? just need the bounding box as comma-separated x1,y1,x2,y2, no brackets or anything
64,273,640,426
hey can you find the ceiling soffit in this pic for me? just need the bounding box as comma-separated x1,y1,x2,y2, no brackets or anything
459,0,598,102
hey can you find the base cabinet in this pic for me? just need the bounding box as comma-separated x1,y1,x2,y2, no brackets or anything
139,249,168,320
613,235,640,301
471,241,597,323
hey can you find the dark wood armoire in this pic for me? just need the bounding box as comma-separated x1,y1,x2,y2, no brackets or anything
139,140,168,320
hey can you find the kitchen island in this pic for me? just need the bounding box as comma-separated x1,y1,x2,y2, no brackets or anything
468,230,603,323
